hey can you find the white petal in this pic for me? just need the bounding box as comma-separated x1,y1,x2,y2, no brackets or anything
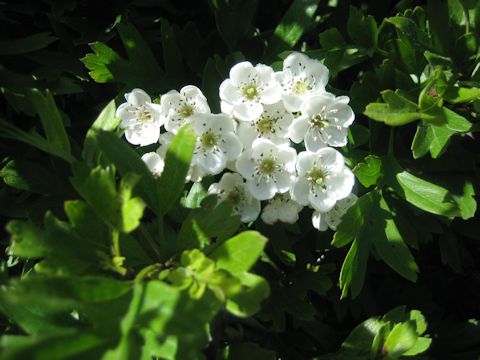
304,59,329,89
327,168,355,200
240,198,261,222
199,151,225,175
312,211,328,231
233,101,263,121
209,113,236,133
277,146,297,173
237,122,257,149
324,126,348,147
125,124,159,146
288,115,309,143
235,151,255,179
316,147,344,171
221,100,234,115
247,177,276,200
259,83,282,104
296,151,315,175
304,129,327,152
219,132,243,161
141,152,164,176
282,94,303,112
251,138,277,158
291,178,310,205
275,170,295,193
309,191,336,212
126,88,151,107
230,61,255,87
283,52,311,76
116,103,135,122
219,79,242,104
326,102,355,127
301,95,331,116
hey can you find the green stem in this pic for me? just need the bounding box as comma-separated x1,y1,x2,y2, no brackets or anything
134,263,163,283
464,7,471,34
112,229,121,257
140,224,163,261
387,127,395,156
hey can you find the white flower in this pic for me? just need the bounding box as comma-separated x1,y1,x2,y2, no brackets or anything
291,148,354,212
288,93,354,151
261,193,303,225
236,139,297,201
116,88,164,146
275,52,329,112
312,194,357,231
208,172,261,223
237,101,293,148
191,113,242,176
219,62,282,121
141,152,164,177
161,85,210,134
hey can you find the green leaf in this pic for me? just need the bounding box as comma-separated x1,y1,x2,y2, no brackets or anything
156,124,196,215
373,196,419,282
443,86,480,103
83,100,119,164
0,32,57,55
347,6,378,51
93,131,157,212
160,18,185,84
175,201,241,257
383,321,418,358
266,0,320,59
353,155,383,188
335,191,418,297
0,160,66,195
364,90,420,126
6,220,50,259
210,231,267,275
396,171,470,218
225,273,270,317
212,0,258,49
81,23,163,90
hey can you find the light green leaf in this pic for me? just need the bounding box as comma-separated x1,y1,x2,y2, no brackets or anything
156,124,196,215
266,0,320,59
443,86,480,103
364,90,420,126
353,155,383,188
83,100,119,164
383,321,418,358
210,231,267,275
396,171,465,218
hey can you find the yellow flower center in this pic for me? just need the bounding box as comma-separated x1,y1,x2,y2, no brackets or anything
256,116,275,135
242,85,258,100
259,158,277,175
135,105,153,122
200,131,219,150
179,104,194,118
293,80,309,95
309,114,328,130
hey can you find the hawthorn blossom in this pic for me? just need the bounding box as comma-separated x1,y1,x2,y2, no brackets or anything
236,139,296,201
261,193,303,225
312,194,357,231
191,113,242,176
288,93,354,151
141,152,164,177
219,62,282,121
275,52,329,112
161,85,211,134
208,172,261,222
237,101,293,148
291,148,354,212
116,88,163,146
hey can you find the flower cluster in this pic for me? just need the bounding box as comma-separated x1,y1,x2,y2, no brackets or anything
116,52,356,230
